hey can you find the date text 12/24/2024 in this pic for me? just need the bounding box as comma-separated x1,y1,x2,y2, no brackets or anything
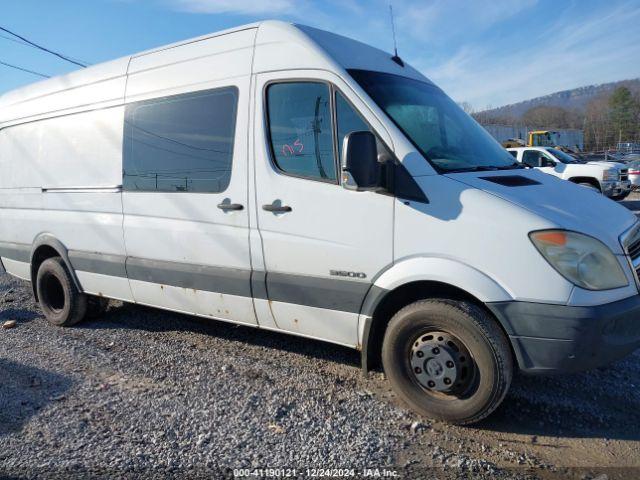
233,468,400,477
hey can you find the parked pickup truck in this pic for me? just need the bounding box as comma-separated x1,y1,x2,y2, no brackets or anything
508,146,631,200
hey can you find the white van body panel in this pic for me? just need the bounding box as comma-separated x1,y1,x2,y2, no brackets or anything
452,170,636,254
392,174,572,304
126,28,256,103
122,34,256,325
392,172,638,306
0,100,130,300
2,258,31,280
0,107,124,189
372,256,513,303
0,20,638,360
251,69,394,346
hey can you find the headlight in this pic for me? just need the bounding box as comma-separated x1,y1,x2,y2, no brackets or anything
602,169,619,181
529,230,628,290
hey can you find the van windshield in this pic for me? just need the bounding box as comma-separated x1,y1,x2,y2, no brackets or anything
348,69,519,173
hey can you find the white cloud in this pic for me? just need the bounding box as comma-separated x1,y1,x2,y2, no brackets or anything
423,1,640,108
393,0,538,44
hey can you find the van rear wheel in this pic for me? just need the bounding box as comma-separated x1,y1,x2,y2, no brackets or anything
382,299,513,425
36,257,87,327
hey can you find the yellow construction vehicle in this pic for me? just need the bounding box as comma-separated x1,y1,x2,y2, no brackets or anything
528,130,557,147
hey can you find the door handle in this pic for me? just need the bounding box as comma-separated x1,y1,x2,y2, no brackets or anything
217,202,244,211
262,203,292,213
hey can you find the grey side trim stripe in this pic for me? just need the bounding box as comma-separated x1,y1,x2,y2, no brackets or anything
126,257,253,298
2,241,376,314
0,242,31,263
251,270,268,300
69,251,127,278
266,272,370,314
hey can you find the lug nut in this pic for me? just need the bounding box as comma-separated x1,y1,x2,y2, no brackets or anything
416,351,424,358
432,347,440,355
446,361,454,368
444,378,451,385
427,380,435,388
414,367,422,374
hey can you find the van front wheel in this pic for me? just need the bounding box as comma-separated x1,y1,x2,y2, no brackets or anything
36,257,87,327
382,299,512,425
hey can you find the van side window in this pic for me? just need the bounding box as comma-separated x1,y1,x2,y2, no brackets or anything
335,92,371,161
508,150,518,159
123,87,238,193
266,82,336,182
335,92,392,163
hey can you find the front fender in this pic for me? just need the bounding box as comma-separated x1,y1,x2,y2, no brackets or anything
361,256,513,318
357,256,514,375
377,256,512,300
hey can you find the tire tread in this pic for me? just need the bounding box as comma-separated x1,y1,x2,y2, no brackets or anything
382,299,513,425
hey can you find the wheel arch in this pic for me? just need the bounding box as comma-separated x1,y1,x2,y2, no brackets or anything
359,257,514,374
568,176,601,190
30,234,82,301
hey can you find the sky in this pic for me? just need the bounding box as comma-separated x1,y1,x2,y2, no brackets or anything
1,0,639,109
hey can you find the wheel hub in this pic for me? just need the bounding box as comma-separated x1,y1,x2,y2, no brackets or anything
410,331,466,392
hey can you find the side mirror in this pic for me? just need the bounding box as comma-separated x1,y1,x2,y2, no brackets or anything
341,131,382,191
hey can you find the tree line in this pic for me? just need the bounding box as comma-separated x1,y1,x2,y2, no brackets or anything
470,86,640,152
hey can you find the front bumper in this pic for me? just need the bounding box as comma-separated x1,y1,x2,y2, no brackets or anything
488,295,640,374
616,180,632,194
602,180,631,197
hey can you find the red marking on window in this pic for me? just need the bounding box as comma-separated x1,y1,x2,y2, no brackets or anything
282,144,294,156
281,139,304,157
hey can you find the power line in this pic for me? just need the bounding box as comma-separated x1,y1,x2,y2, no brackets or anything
0,25,89,68
0,32,88,66
0,60,50,78
0,32,88,65
0,33,30,47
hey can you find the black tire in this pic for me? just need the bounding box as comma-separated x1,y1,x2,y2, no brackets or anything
36,257,87,327
86,296,109,319
382,299,513,425
610,192,631,201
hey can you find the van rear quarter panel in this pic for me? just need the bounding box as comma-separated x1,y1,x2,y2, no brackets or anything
0,107,124,189
0,95,128,298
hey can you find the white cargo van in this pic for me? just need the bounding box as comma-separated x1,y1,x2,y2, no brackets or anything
1,21,639,425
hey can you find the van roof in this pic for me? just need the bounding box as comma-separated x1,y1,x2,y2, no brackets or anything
0,20,428,122
0,21,263,112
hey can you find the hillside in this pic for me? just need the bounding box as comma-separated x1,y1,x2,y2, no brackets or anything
481,78,640,119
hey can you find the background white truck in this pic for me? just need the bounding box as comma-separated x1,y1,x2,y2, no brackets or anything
508,146,631,200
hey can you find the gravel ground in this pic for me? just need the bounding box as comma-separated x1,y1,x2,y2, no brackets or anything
1,194,640,479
